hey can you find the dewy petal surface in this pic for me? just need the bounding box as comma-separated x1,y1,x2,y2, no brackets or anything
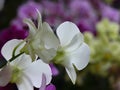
0,64,12,86
56,21,80,47
70,43,90,70
1,39,24,60
23,60,52,88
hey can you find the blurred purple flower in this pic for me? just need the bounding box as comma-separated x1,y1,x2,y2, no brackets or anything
11,18,26,30
18,1,43,20
11,1,43,30
39,74,56,90
42,1,64,16
46,84,56,90
77,19,96,34
42,1,65,27
99,3,119,22
69,0,97,22
50,64,59,76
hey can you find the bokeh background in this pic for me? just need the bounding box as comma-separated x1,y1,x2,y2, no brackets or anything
0,0,120,90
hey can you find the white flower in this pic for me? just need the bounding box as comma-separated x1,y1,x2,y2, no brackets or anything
53,21,90,84
0,39,52,90
23,10,59,62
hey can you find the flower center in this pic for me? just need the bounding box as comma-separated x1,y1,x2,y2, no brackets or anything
10,66,22,83
53,48,65,64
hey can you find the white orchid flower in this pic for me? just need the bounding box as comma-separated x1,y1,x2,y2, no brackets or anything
0,39,52,90
23,10,59,62
52,22,90,84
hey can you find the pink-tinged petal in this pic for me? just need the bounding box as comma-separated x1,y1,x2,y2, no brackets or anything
39,74,46,90
70,43,90,70
0,64,12,86
46,84,56,90
16,75,33,90
50,64,59,76
23,60,52,88
1,39,24,60
56,21,80,47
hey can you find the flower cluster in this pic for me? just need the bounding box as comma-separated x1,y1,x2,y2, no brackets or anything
84,18,120,77
0,10,90,90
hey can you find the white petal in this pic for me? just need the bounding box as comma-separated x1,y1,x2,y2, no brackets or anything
16,75,33,90
23,60,52,88
36,9,42,30
56,21,80,46
42,22,59,50
23,19,37,37
70,43,90,70
65,64,76,84
1,39,24,60
65,33,83,52
10,54,32,69
0,64,12,86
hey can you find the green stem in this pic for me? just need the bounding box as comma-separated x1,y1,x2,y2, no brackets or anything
0,52,24,69
10,52,24,62
12,41,25,57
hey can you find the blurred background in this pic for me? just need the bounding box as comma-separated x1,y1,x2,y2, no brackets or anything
0,0,120,90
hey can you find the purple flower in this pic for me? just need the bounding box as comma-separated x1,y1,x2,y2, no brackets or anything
11,18,26,30
99,3,119,22
18,1,43,20
69,0,97,21
46,84,56,90
50,64,59,76
42,1,65,27
39,74,56,90
77,19,96,34
42,1,64,16
11,1,43,30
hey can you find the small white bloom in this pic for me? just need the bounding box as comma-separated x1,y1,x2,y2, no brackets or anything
23,10,59,62
0,39,52,90
53,21,90,84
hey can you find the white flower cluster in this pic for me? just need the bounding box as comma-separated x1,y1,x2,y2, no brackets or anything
0,10,90,90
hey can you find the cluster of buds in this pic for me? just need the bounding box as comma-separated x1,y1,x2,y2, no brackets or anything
84,18,120,77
